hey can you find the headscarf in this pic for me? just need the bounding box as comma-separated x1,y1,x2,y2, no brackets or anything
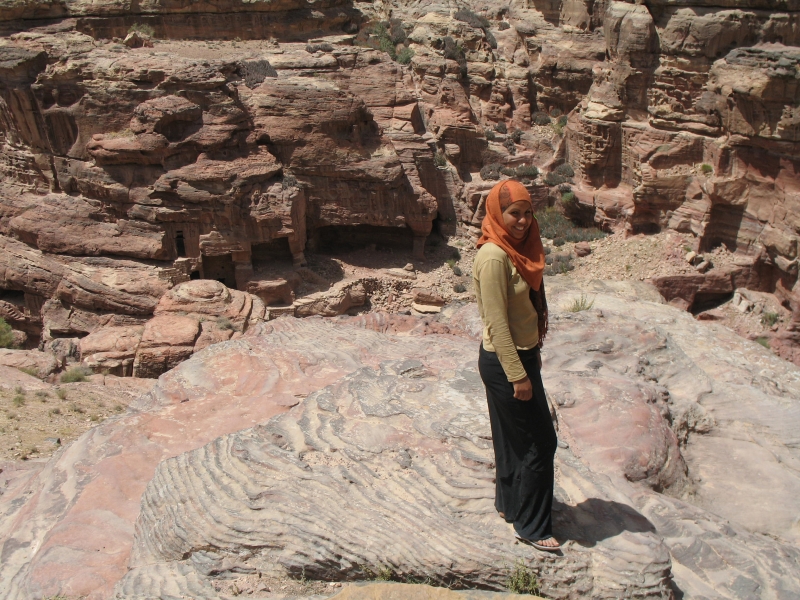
477,180,545,291
477,179,549,346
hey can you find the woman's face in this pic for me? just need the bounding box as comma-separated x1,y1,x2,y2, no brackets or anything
502,200,533,240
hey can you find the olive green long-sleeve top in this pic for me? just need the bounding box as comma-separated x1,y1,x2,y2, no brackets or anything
473,242,539,382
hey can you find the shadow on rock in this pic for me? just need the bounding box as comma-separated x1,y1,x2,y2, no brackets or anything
554,498,656,547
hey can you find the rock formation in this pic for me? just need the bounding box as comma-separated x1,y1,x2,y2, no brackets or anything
1,0,798,362
1,281,798,599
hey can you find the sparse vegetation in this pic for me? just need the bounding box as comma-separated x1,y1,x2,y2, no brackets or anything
549,107,563,118
282,173,298,190
396,46,414,65
306,42,334,53
480,162,504,180
56,388,68,400
494,122,508,134
19,367,38,377
561,191,576,205
536,207,607,247
567,293,595,312
507,559,540,595
454,283,467,293
499,21,510,30
0,317,14,348
544,172,566,186
545,252,574,275
49,407,62,416
442,36,467,75
70,403,85,414
13,394,25,407
503,137,517,155
454,8,490,29
356,19,409,62
533,111,551,126
555,163,575,178
515,165,538,179
128,23,155,37
433,151,447,168
511,129,523,143
761,311,779,327
756,336,771,348
217,316,234,330
36,390,48,401
700,163,713,175
61,366,91,384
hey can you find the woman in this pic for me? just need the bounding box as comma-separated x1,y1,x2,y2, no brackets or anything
473,179,559,552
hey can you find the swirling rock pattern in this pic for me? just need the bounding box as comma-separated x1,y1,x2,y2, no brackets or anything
126,359,672,599
2,281,800,600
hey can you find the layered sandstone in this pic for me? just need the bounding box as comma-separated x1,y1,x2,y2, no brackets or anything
1,0,799,362
1,281,799,599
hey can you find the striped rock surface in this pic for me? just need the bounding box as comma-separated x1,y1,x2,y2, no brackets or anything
3,280,800,599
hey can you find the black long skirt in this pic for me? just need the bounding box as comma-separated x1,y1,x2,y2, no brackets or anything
478,344,557,541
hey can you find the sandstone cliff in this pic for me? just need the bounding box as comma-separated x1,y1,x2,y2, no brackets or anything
1,0,799,359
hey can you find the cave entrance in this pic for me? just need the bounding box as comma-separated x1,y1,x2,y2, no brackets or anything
175,231,186,258
202,254,236,289
316,224,415,253
252,237,293,269
691,291,734,315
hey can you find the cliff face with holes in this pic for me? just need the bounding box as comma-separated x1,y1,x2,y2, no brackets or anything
0,0,799,348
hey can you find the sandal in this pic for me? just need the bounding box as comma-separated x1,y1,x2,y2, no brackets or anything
514,531,561,552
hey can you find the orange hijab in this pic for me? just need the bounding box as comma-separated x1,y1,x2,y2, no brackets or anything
477,180,546,291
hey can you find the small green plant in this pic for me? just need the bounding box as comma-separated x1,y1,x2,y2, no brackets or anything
396,46,414,64
71,403,85,414
433,151,447,167
494,121,508,134
128,23,155,37
485,128,496,141
114,404,125,413
533,111,551,126
561,191,575,205
555,163,575,178
700,163,713,175
454,283,467,293
503,137,517,155
61,367,90,383
516,165,538,178
506,559,540,595
568,294,595,312
6,411,17,420
36,390,48,401
511,129,523,143
49,407,61,416
217,316,234,330
446,258,457,269
451,248,461,260
282,173,298,189
0,317,14,348
756,336,771,348
13,394,25,407
656,144,671,153
480,162,504,180
549,107,563,118
375,566,395,581
56,388,68,400
544,172,566,186
761,311,779,327
90,414,100,422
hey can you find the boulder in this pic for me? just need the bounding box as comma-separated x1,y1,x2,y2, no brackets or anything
132,315,200,378
0,349,59,378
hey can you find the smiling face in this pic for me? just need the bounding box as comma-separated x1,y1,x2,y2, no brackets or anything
502,200,533,240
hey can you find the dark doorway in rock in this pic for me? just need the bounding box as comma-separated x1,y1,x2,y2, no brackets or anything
691,291,734,315
252,237,292,268
175,231,186,258
190,271,200,280
202,254,236,289
316,225,414,252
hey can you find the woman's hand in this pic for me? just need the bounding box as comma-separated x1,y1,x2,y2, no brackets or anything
512,376,533,401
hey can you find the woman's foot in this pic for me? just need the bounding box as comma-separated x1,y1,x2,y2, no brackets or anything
498,511,505,519
514,531,561,552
